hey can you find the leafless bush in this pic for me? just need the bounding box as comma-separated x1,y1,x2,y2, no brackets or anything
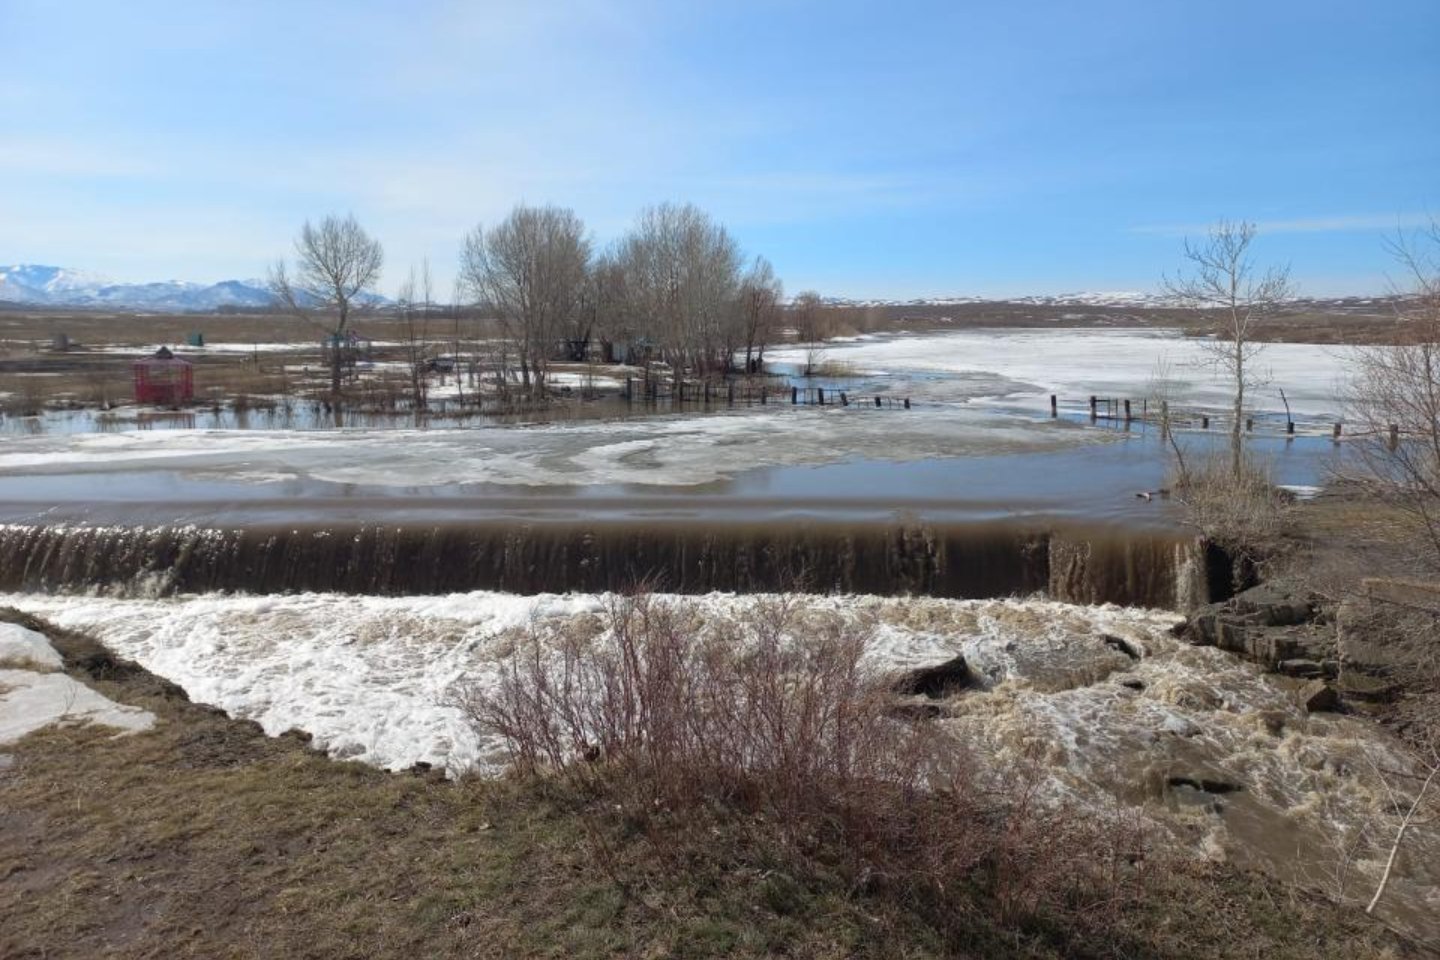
1343,220,1440,573
452,593,1151,936
1170,454,1293,564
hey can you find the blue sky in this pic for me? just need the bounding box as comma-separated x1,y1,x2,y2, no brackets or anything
1,0,1435,298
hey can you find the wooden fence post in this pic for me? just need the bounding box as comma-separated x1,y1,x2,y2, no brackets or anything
1201,415,1209,429
1050,394,1058,418
1333,422,1343,442
1286,420,1295,436
817,387,825,405
903,397,911,409
1123,399,1132,422
1089,396,1097,421
875,396,882,408
1389,423,1399,451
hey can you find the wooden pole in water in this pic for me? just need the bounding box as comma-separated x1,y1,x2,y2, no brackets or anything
1246,417,1254,432
1123,399,1132,422
875,396,882,408
840,391,848,406
1286,419,1295,436
1333,422,1343,442
728,381,735,405
904,397,911,409
1050,394,1058,417
791,386,798,405
817,387,825,405
1201,415,1210,429
1089,396,1098,421
1389,423,1399,451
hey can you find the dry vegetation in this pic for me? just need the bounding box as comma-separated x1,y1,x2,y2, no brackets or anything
0,604,1425,959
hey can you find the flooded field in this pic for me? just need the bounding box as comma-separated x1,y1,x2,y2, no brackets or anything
0,328,1350,527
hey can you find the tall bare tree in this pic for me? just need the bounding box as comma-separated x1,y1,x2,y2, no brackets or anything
270,214,384,396
614,203,743,383
791,290,827,376
459,205,590,399
1346,221,1440,567
396,261,434,412
1162,220,1293,479
738,256,783,374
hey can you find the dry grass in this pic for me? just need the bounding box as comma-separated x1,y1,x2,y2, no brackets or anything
0,605,1423,960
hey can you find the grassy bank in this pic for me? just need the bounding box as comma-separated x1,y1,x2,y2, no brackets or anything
0,607,1422,959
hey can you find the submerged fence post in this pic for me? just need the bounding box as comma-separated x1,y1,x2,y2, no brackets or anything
875,396,882,408
1287,420,1295,436
1123,399,1132,422
1246,417,1254,432
1050,394,1058,418
1333,422,1343,443
1089,396,1098,421
840,391,848,406
1389,423,1400,451
1201,415,1210,429
791,386,798,405
817,387,825,405
903,397,911,409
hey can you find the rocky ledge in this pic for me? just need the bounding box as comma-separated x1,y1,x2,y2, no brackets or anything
1183,577,1438,714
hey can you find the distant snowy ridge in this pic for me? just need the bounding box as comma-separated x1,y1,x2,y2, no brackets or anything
0,264,276,311
0,264,392,312
820,291,1183,309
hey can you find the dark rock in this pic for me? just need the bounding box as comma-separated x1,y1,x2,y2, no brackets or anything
1277,659,1326,679
886,697,945,722
1300,680,1342,713
279,727,314,745
1118,678,1146,691
889,656,972,699
1101,634,1141,660
1166,775,1242,795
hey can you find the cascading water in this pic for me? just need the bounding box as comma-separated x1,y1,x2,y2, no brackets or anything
0,520,1213,609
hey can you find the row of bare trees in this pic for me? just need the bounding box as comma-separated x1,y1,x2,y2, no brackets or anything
268,205,798,402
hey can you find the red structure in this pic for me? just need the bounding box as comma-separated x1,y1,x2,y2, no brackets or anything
132,346,194,405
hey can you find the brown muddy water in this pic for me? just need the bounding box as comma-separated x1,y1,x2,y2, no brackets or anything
0,519,1216,609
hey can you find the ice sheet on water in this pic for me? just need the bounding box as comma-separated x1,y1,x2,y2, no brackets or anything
0,405,1107,489
768,327,1355,417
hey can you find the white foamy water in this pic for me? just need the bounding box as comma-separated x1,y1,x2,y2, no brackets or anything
6,589,1435,934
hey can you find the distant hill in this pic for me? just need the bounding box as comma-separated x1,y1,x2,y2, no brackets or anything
0,265,276,312
0,264,392,312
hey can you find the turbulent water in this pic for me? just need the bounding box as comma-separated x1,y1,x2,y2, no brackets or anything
8,588,1436,938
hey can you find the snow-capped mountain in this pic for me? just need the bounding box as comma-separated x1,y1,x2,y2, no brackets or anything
0,264,277,311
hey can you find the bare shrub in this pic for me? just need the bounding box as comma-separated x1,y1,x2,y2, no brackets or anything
452,593,1151,938
1170,454,1293,564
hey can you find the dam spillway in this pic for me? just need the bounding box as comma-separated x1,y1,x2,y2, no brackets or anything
0,520,1214,609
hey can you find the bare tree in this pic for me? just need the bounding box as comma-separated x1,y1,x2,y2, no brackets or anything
614,203,743,384
1346,221,1440,568
459,205,591,400
738,256,783,374
792,290,827,376
270,214,384,397
396,261,433,412
1162,220,1293,479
